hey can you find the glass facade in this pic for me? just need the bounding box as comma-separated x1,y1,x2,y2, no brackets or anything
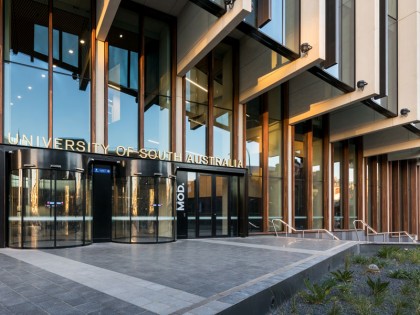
107,9,172,152
246,97,263,231
185,41,235,159
4,0,91,144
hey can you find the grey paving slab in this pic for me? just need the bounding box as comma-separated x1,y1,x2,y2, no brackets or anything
0,237,357,315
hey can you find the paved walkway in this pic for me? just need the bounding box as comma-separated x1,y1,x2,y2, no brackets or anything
0,237,356,315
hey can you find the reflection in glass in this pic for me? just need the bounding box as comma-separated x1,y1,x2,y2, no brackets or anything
246,96,262,232
213,44,233,159
268,87,283,230
55,171,84,247
145,17,171,97
324,0,355,86
215,176,229,236
112,175,175,243
294,123,307,230
187,173,197,238
144,96,170,151
108,87,138,150
186,102,208,156
198,174,212,237
312,119,324,229
9,170,22,247
244,0,300,53
186,57,209,157
348,141,357,224
158,178,174,241
9,168,86,248
333,142,344,229
107,8,139,151
4,63,48,141
53,73,90,141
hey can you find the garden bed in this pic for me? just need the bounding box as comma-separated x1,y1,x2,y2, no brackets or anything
277,245,420,315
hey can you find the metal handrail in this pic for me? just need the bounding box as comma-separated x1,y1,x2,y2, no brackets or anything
353,220,417,243
271,219,340,241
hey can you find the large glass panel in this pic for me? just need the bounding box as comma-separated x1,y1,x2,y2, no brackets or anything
55,171,84,247
144,17,171,97
213,43,233,159
324,0,355,87
158,178,174,241
9,170,22,247
333,142,344,229
247,97,262,232
131,177,156,242
268,87,283,230
144,96,170,151
244,0,300,53
294,123,307,229
23,169,54,248
4,0,49,69
4,63,48,143
215,176,229,236
198,174,212,237
53,0,91,142
312,119,324,229
230,176,239,236
107,8,139,151
187,173,197,238
248,176,262,232
143,17,171,152
186,57,209,157
112,176,130,242
348,141,357,224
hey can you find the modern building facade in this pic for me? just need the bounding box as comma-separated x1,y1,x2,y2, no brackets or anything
0,0,419,248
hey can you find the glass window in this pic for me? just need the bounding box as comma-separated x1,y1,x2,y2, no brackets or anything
244,0,300,53
333,142,344,229
213,43,233,159
144,17,171,152
312,119,324,229
324,0,355,87
186,56,209,157
247,97,263,232
107,8,139,151
267,87,283,230
4,0,49,142
294,122,307,230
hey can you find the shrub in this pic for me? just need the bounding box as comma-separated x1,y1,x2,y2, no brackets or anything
330,269,354,283
300,278,336,304
366,276,389,296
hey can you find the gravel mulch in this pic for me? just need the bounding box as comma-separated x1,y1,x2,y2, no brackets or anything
276,246,420,315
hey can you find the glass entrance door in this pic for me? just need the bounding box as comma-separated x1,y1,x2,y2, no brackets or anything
180,172,237,238
9,168,86,248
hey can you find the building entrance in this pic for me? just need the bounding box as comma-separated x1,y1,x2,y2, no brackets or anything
8,150,89,249
177,171,239,238
92,164,112,242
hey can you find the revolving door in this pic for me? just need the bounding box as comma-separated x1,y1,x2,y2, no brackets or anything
8,150,90,248
112,163,176,243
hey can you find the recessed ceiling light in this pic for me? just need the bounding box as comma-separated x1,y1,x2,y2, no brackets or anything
80,39,85,44
28,86,32,90
68,49,74,54
17,95,22,99
119,34,123,38
53,65,57,68
41,74,46,78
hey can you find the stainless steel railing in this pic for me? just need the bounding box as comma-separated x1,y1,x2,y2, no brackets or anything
271,219,340,241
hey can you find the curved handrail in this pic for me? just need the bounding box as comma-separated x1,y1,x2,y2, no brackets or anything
353,220,417,243
271,219,339,241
